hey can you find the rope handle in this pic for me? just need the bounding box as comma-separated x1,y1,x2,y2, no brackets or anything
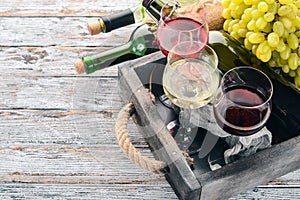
115,103,167,174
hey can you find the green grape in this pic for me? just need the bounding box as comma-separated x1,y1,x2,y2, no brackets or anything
247,19,256,30
229,19,239,28
263,22,272,33
256,17,268,30
223,21,230,31
272,50,280,60
257,40,270,54
295,75,300,87
273,21,284,37
275,39,286,52
238,28,248,37
287,33,299,49
244,38,253,50
296,67,300,76
221,0,231,7
293,16,300,29
295,31,300,37
280,47,291,60
235,3,248,15
232,23,240,33
243,0,252,5
238,20,247,28
248,32,265,43
279,57,288,66
252,44,258,55
296,0,300,8
257,41,272,62
259,50,272,62
229,2,238,10
280,17,293,29
265,0,275,4
251,9,264,19
279,0,293,4
222,8,232,19
244,7,254,17
268,2,279,14
231,10,241,19
289,70,296,77
264,12,275,22
282,29,289,38
230,31,239,39
278,5,292,16
268,59,277,67
257,2,268,12
267,32,280,47
232,0,244,4
288,26,296,34
282,64,290,73
288,53,299,70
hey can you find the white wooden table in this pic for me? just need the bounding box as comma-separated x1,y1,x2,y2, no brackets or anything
0,0,299,199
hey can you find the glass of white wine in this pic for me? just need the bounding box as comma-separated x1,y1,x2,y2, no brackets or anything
162,41,220,150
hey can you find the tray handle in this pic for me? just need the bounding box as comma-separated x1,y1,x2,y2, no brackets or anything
115,103,167,174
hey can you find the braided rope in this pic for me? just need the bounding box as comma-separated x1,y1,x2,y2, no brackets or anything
115,103,167,174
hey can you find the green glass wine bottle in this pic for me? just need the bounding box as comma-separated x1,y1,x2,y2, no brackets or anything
75,24,158,74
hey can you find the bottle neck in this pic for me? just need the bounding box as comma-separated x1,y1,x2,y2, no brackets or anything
142,0,165,22
83,42,132,74
101,6,145,33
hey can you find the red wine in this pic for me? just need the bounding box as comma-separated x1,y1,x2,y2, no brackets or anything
214,85,271,136
156,17,208,56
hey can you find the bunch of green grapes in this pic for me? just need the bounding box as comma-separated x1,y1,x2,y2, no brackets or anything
221,0,300,86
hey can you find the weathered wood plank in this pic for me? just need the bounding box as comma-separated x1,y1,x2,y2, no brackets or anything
0,46,120,76
0,183,298,200
0,110,147,146
0,183,178,199
0,75,123,110
0,0,137,16
0,17,135,46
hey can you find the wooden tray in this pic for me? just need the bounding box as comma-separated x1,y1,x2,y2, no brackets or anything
117,51,300,200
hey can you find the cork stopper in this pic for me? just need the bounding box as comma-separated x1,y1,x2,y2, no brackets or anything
87,20,105,35
74,60,86,74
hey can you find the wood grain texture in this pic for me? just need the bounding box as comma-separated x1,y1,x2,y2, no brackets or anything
0,0,299,199
0,0,137,16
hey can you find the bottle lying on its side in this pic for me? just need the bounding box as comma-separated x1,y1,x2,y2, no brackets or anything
75,24,159,74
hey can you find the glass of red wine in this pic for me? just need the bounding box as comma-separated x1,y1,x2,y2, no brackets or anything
156,0,209,56
213,66,273,136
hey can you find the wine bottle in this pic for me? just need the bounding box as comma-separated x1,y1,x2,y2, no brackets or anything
75,24,158,74
87,0,165,35
208,31,300,141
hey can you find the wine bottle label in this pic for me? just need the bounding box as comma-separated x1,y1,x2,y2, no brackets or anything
102,8,135,32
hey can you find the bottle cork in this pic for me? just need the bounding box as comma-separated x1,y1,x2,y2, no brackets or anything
87,19,105,35
74,60,86,74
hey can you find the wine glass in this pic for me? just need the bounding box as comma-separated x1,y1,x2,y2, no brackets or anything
213,66,273,136
162,41,220,150
156,0,209,56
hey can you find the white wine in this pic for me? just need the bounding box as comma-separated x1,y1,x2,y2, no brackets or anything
163,58,220,109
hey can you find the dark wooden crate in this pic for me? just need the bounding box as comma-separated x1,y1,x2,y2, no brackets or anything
117,51,300,200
